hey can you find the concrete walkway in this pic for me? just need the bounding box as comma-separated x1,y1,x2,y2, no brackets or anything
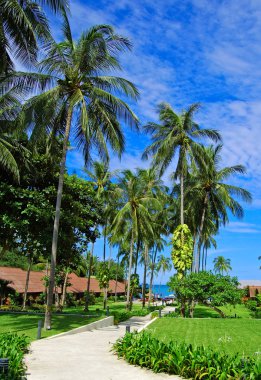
25,311,180,380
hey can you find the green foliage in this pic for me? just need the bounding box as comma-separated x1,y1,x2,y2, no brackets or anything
168,272,243,317
97,263,110,290
0,333,29,379
213,256,232,275
8,292,21,307
0,167,102,268
0,250,28,270
245,300,258,312
113,331,261,379
171,224,193,278
111,308,150,324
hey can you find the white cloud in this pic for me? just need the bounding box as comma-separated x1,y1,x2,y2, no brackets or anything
223,221,261,234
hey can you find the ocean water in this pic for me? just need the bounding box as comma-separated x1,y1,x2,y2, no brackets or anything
152,284,172,298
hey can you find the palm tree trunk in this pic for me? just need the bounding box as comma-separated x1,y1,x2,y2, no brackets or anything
180,171,184,225
126,228,134,311
22,256,32,310
103,220,107,262
148,248,157,306
134,238,140,275
195,193,208,273
201,246,205,271
142,245,148,308
204,248,207,270
191,232,197,272
203,302,226,318
114,253,119,302
85,241,94,311
44,106,73,330
61,270,69,310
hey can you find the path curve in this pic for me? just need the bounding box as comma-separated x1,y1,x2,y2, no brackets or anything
25,312,181,380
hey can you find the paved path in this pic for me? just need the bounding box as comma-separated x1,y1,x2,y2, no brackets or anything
25,310,180,380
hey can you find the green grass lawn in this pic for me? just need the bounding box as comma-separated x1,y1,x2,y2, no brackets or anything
0,300,146,342
193,304,253,318
62,300,143,315
147,318,261,357
0,313,102,342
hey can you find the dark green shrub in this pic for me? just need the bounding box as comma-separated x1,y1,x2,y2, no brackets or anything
111,308,150,324
164,311,179,318
83,292,96,305
30,303,45,311
245,300,258,312
113,331,261,379
251,307,261,319
65,293,77,307
0,333,29,379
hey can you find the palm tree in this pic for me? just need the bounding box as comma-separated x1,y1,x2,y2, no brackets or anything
0,72,49,179
24,22,139,329
143,103,220,224
0,0,68,73
187,145,252,272
213,256,232,275
111,170,161,310
157,255,172,295
85,161,118,262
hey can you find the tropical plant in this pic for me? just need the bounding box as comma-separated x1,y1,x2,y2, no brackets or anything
143,103,220,224
156,254,172,295
0,0,68,73
113,331,261,379
213,256,232,275
0,333,29,379
111,169,161,310
171,224,193,279
186,145,252,272
23,21,139,328
85,161,119,262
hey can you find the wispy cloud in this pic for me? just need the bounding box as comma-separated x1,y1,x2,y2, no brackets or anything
223,222,261,234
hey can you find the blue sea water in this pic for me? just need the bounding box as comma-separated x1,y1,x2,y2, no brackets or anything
152,284,172,298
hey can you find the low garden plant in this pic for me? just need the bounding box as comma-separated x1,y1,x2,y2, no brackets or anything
0,333,29,379
113,331,261,379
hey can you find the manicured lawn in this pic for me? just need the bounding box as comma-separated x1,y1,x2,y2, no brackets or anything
148,318,261,357
193,304,253,318
0,300,147,342
0,313,102,342
63,300,143,315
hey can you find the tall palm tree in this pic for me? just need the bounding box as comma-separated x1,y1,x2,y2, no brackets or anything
143,103,220,224
0,0,68,73
213,256,232,275
187,145,252,272
85,161,118,262
24,22,139,329
157,254,172,295
111,169,161,310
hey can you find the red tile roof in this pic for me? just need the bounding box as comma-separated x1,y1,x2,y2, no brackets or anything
0,267,125,295
248,286,261,298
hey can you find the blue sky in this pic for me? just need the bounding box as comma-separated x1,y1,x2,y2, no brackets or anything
50,0,261,283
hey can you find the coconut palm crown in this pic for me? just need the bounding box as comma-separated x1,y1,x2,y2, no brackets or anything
142,103,221,224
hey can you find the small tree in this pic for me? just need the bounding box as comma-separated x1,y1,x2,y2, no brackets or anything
168,271,243,318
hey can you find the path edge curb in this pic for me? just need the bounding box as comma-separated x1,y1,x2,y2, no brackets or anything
46,316,114,340
137,316,158,332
